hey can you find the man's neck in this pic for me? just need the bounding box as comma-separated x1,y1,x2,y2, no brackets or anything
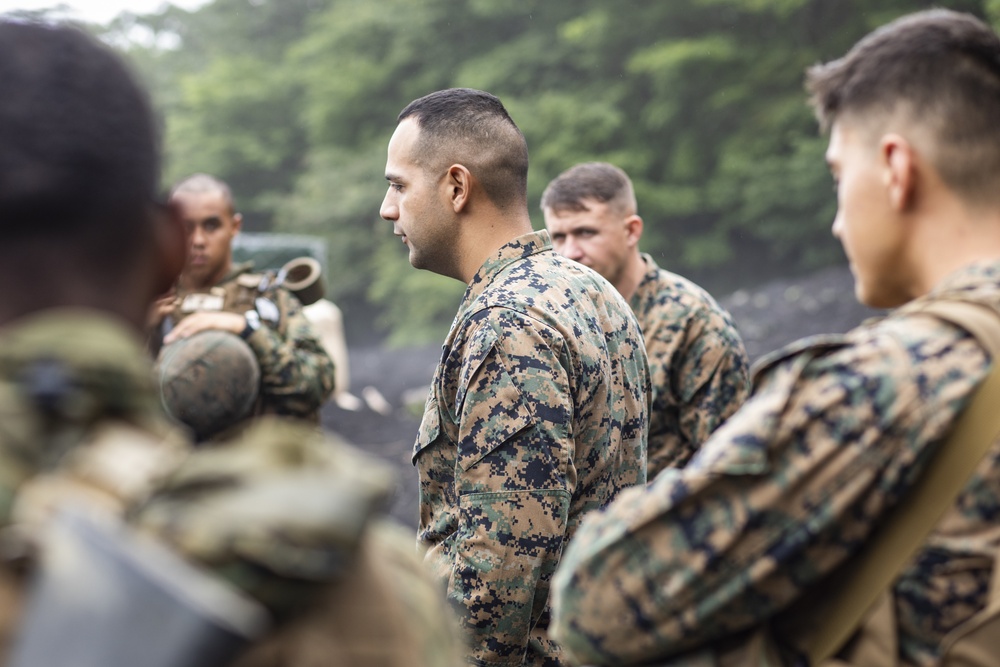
456,213,534,284
908,200,1000,300
614,251,650,302
178,261,232,292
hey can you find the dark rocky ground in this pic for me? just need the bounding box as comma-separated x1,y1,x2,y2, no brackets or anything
319,262,882,529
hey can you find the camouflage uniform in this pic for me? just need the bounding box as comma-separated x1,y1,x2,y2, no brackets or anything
0,309,458,667
415,230,648,666
0,309,191,656
136,418,463,667
630,253,750,475
550,260,1000,667
160,262,335,421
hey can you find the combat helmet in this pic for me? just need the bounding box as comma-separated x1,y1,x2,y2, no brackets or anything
156,330,260,440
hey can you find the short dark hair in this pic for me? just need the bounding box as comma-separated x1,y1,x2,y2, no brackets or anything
171,173,237,215
540,162,637,216
398,88,528,211
807,9,1000,204
0,21,160,255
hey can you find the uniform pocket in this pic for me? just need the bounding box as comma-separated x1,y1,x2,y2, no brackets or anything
456,342,534,472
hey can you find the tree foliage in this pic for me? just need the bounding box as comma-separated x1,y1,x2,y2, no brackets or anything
104,0,991,344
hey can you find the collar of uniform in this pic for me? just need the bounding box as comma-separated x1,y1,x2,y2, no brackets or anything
914,258,1000,304
0,309,165,425
458,229,552,314
630,252,663,310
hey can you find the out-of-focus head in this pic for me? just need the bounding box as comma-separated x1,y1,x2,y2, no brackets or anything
380,88,529,278
807,9,1000,207
170,174,242,290
807,9,1000,308
0,20,180,321
541,162,643,289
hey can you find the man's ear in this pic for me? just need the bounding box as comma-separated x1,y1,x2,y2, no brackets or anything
624,214,644,247
882,134,916,212
232,211,243,235
151,200,187,297
445,164,472,213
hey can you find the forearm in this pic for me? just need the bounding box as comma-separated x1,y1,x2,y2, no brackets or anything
245,321,335,414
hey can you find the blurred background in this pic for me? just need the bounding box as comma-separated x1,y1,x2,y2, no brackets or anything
1,0,990,525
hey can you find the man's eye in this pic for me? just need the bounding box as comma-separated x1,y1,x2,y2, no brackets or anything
390,183,403,192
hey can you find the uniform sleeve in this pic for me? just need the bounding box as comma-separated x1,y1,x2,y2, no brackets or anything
443,310,575,666
244,289,335,417
550,320,988,666
647,314,751,475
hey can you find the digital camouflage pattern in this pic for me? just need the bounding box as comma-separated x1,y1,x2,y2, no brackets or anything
157,330,261,440
630,253,750,475
162,261,335,421
550,261,1000,667
415,230,648,666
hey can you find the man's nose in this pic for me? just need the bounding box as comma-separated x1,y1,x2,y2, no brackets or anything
562,237,585,261
380,193,398,221
190,226,206,246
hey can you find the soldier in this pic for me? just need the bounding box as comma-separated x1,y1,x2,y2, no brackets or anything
542,162,750,474
379,88,649,666
0,19,459,667
149,173,335,425
550,9,1000,667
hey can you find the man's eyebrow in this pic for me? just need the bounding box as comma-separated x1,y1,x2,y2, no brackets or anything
385,172,402,182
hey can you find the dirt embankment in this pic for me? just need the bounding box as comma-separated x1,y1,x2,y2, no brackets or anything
321,263,881,529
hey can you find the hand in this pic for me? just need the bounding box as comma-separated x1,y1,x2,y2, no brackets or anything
163,311,247,345
146,292,178,330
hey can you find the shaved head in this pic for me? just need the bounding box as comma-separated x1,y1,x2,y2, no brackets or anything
398,88,528,212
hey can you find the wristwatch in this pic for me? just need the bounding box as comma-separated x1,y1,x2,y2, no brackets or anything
240,310,261,340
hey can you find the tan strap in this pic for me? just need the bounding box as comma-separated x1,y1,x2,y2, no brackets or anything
807,300,1000,664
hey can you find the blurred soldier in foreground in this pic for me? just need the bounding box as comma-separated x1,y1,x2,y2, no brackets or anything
380,88,649,666
542,162,750,474
148,174,335,427
0,20,459,667
551,9,1000,666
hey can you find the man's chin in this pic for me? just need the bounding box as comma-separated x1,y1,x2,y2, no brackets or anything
855,283,907,310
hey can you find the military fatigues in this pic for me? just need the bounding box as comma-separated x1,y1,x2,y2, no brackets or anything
136,418,463,667
630,254,750,475
0,310,191,656
162,262,335,420
550,261,1000,667
0,309,458,667
416,230,648,666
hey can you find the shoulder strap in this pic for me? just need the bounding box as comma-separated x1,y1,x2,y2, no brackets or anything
806,299,1000,664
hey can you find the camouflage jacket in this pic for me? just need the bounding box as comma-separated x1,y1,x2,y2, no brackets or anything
0,309,191,656
162,262,335,421
550,260,1000,667
415,230,649,666
630,254,750,475
0,311,455,667
137,418,462,667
